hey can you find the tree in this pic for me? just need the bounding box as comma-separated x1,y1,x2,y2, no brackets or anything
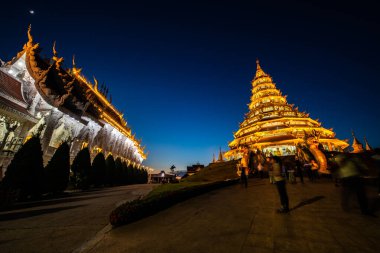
105,155,116,186
45,142,70,194
71,147,91,189
2,136,44,200
114,157,123,185
92,152,106,187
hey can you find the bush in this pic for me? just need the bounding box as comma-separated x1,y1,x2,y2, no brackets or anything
109,179,238,227
45,142,70,194
105,155,116,186
92,152,106,187
1,136,44,200
71,147,91,189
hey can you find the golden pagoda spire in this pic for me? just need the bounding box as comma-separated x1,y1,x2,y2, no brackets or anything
217,147,224,162
254,59,268,79
364,137,373,151
212,153,216,163
72,54,76,68
351,130,364,153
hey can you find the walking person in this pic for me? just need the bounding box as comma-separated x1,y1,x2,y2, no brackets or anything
310,160,319,182
295,156,304,183
267,157,274,184
304,161,312,182
240,165,248,188
257,162,264,179
239,146,249,188
335,153,372,216
270,156,289,213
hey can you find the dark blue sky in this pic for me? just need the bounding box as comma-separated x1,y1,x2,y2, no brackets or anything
1,1,379,171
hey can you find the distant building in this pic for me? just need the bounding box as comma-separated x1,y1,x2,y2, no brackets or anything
186,163,204,176
150,170,176,183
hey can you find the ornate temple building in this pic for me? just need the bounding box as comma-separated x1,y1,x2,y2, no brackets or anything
0,26,146,178
225,60,349,160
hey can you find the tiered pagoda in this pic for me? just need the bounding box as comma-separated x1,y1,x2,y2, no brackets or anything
225,60,348,159
0,26,146,177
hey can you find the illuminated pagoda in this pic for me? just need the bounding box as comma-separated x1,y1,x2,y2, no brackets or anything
225,60,348,160
0,26,146,178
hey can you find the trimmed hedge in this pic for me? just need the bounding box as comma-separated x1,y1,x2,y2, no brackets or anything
109,179,239,227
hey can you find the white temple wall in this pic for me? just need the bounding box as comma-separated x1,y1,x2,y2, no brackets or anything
0,52,145,178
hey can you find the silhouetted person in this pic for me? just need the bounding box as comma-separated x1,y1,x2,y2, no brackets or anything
240,166,248,188
335,153,372,216
257,162,264,179
270,156,289,213
304,161,312,182
295,156,304,183
310,160,319,182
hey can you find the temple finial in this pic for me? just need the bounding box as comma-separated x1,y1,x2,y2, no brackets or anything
254,58,267,79
351,130,364,153
52,41,57,57
72,54,76,68
27,24,33,47
364,137,373,151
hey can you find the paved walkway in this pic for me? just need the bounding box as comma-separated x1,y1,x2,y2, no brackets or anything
86,178,380,253
0,184,156,253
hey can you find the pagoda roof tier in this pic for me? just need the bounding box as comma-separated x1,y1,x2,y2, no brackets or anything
227,60,348,156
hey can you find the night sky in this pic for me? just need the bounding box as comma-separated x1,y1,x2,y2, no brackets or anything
1,1,379,171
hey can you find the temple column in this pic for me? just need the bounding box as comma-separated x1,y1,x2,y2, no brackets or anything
41,110,62,153
328,142,333,151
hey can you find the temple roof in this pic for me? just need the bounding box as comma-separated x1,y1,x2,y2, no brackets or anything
0,70,25,103
6,26,145,158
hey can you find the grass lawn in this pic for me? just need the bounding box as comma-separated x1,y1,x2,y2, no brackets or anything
146,160,239,198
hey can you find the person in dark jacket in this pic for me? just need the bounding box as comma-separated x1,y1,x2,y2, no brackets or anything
270,156,289,213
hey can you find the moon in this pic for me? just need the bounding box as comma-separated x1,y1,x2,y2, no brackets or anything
29,10,35,15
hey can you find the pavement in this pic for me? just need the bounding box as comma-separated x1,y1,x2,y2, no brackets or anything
0,184,156,253
85,178,380,253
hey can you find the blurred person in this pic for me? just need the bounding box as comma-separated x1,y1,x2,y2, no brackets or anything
335,153,372,216
270,156,289,213
295,156,304,183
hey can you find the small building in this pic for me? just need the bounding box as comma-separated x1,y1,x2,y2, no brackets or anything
186,163,204,176
150,170,176,183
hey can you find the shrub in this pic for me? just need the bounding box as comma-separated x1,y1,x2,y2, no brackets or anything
45,142,70,194
2,136,44,200
71,147,91,189
92,152,106,187
109,179,238,227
